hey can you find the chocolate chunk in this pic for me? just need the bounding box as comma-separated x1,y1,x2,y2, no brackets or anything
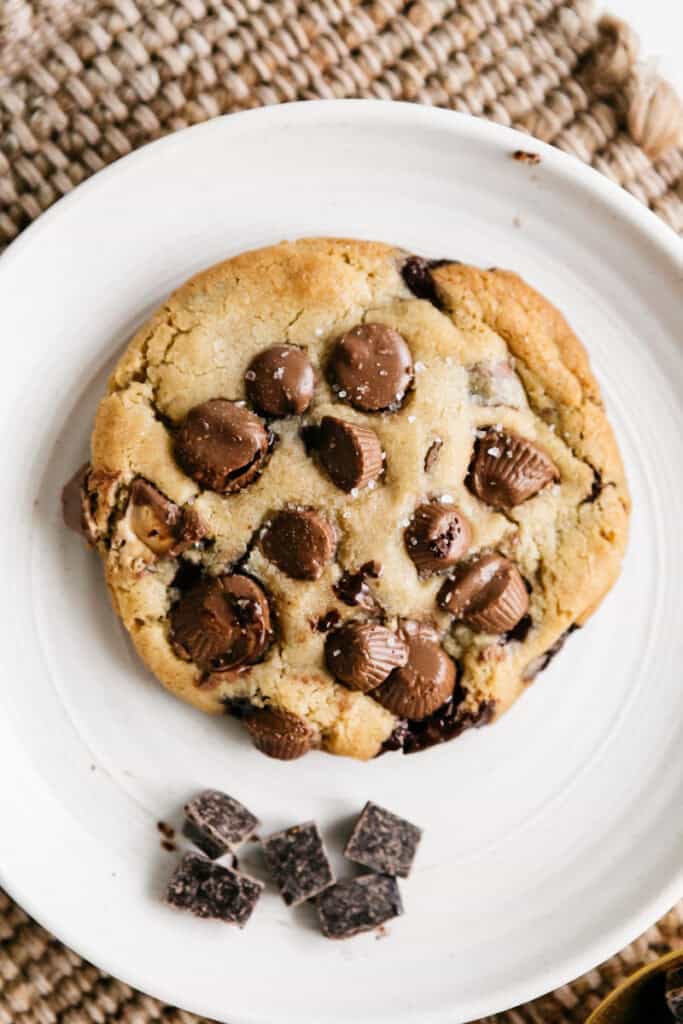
401,694,495,754
374,626,456,720
404,501,471,577
260,508,336,580
127,478,206,556
317,874,403,939
261,821,334,906
183,789,259,859
165,852,263,926
505,612,532,644
317,416,384,492
666,966,683,1020
401,256,455,307
333,560,382,608
325,622,408,692
312,609,341,633
439,553,529,633
344,801,422,878
522,624,578,681
170,573,272,673
329,324,413,412
583,466,603,504
424,438,443,473
174,399,271,493
468,361,527,409
246,345,314,417
245,707,312,760
468,429,559,508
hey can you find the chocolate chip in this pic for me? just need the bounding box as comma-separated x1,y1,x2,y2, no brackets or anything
170,573,272,673
245,345,314,417
468,429,559,508
317,416,384,492
329,324,413,412
344,801,422,878
245,707,312,760
666,966,683,1020
260,508,336,580
583,467,603,504
165,852,263,926
127,478,206,556
439,553,529,634
183,790,259,859
261,821,334,906
374,627,456,720
174,399,271,493
325,622,408,692
522,624,578,681
404,501,471,577
401,256,455,307
317,874,403,939
333,560,382,608
312,610,341,633
424,438,443,473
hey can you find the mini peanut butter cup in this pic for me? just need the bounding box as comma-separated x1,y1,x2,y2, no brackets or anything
404,501,471,577
317,416,384,492
374,627,456,720
468,428,558,508
246,345,314,417
329,323,413,412
325,622,408,692
260,508,336,580
245,707,312,760
174,399,270,493
170,573,272,672
438,553,529,634
128,478,206,556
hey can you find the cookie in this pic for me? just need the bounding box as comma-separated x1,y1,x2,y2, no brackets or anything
70,239,629,761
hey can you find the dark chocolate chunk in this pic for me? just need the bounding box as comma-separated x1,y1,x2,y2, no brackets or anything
333,560,382,608
666,965,683,1021
261,821,334,906
170,573,272,673
438,553,529,634
183,789,259,859
374,626,456,720
329,323,413,412
317,874,403,939
401,256,455,307
317,416,384,492
401,693,496,754
467,428,558,508
404,501,471,577
344,801,421,878
505,612,533,644
583,466,603,504
165,852,263,926
522,624,578,681
325,622,408,692
245,707,312,760
260,508,336,580
246,345,314,417
127,478,206,556
174,399,271,493
423,438,443,473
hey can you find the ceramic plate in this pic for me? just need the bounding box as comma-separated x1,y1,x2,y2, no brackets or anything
1,101,682,1024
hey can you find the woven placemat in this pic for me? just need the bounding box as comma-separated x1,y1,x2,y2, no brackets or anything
1,1,682,1021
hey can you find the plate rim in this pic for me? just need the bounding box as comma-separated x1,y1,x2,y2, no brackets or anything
1,99,682,1024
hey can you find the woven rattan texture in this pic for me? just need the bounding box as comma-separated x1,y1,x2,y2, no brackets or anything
1,0,683,1021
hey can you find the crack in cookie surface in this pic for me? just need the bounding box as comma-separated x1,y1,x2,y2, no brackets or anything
83,239,629,760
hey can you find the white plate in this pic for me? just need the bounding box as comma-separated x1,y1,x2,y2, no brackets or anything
1,101,682,1024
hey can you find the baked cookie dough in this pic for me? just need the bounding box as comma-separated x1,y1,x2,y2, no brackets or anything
65,238,629,761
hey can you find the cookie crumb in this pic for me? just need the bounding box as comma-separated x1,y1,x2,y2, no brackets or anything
512,150,541,165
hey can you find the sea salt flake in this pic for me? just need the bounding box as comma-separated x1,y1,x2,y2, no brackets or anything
440,494,454,504
273,367,285,380
245,370,256,381
315,327,324,337
350,488,359,498
414,361,426,373
407,415,416,423
487,447,501,457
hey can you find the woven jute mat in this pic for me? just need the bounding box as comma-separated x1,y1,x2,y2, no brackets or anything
1,1,682,1021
